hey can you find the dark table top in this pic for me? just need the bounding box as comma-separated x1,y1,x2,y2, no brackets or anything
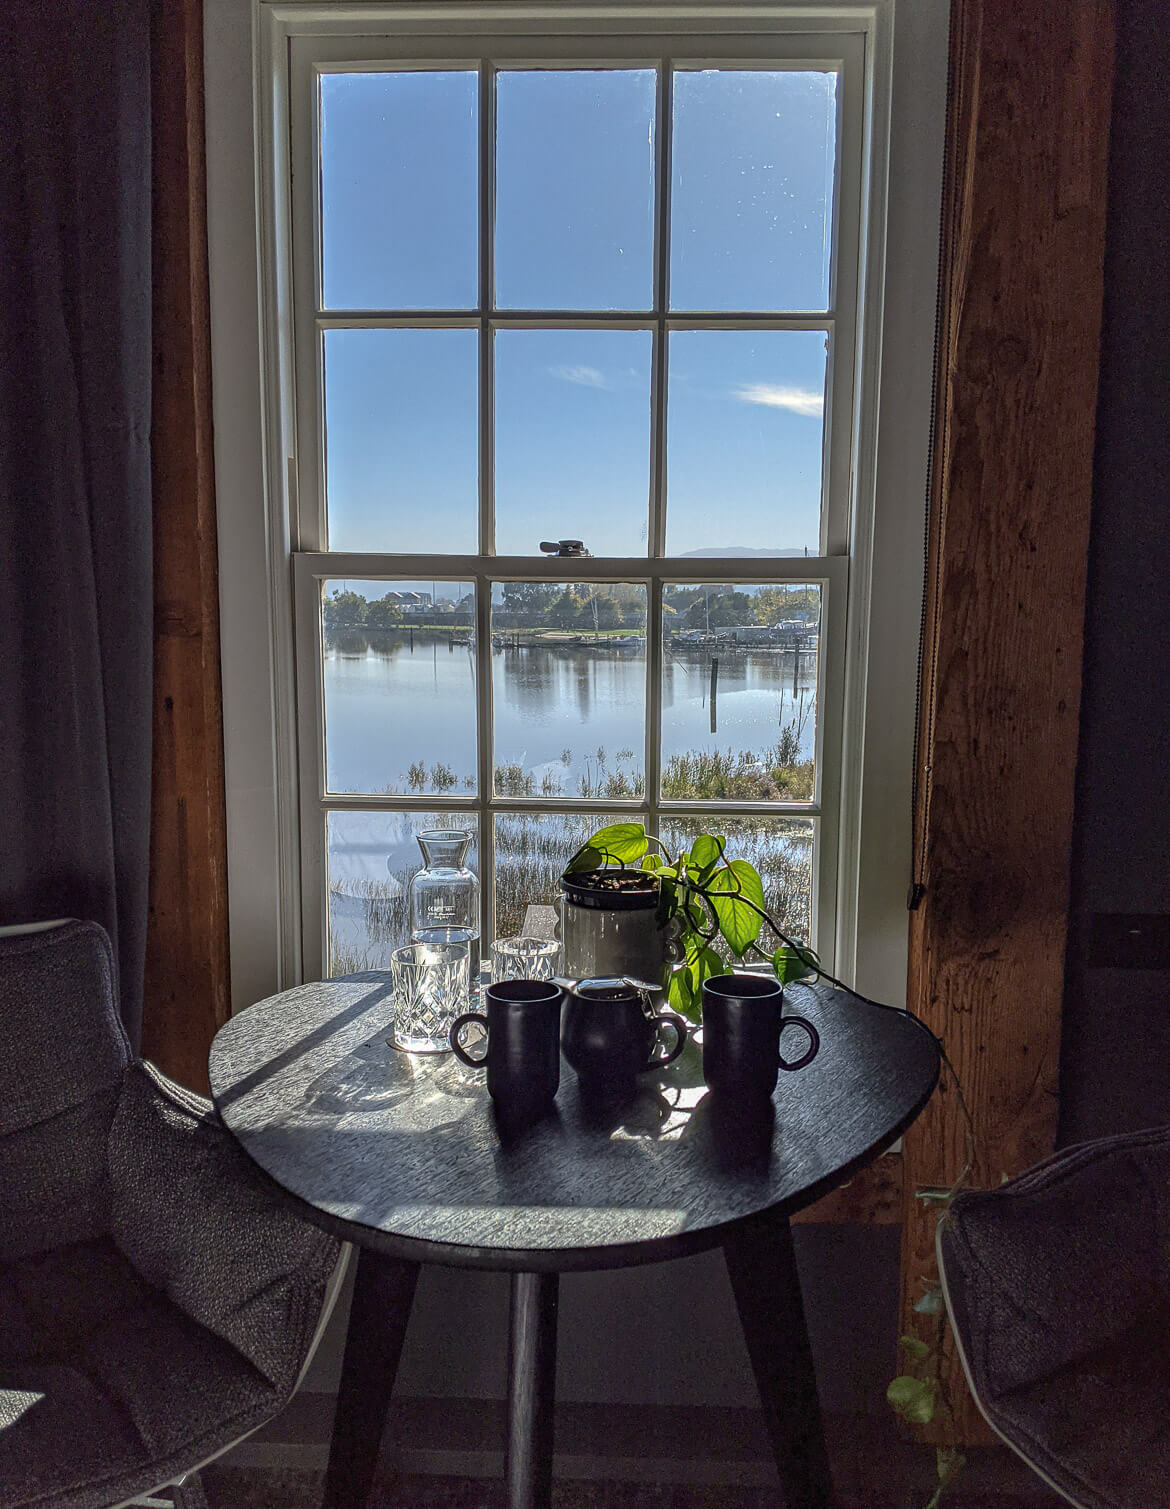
208,975,938,1272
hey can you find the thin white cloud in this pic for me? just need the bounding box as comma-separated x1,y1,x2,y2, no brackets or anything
550,364,608,389
734,382,824,417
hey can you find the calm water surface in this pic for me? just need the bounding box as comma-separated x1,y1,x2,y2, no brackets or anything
323,632,817,796
322,632,819,967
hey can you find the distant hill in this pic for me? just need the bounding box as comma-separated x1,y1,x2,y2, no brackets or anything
680,547,812,558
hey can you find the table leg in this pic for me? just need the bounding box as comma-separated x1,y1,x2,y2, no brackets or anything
323,1246,420,1509
723,1213,834,1508
505,1271,559,1509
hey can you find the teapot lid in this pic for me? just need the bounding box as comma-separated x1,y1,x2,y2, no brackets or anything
574,975,662,1001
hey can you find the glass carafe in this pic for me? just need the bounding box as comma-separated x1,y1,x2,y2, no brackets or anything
408,830,480,996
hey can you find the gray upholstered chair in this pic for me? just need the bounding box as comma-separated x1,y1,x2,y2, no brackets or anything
0,919,349,1509
937,1125,1170,1509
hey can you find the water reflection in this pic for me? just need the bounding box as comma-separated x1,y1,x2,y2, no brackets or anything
323,628,817,798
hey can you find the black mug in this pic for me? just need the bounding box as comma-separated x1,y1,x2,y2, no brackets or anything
701,973,820,1100
451,979,563,1121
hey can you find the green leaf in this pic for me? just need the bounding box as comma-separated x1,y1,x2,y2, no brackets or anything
640,853,663,872
886,1375,936,1425
564,844,605,875
773,944,818,984
689,833,725,881
580,822,649,864
666,966,697,1021
899,1335,931,1362
706,864,764,955
925,1447,967,1508
693,945,723,988
685,897,710,932
728,858,766,909
937,1447,966,1484
914,1286,944,1316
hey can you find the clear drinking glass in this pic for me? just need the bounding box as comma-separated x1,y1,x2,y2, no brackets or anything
491,935,562,984
389,940,470,1052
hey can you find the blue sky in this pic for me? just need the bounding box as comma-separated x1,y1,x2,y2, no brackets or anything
320,67,836,558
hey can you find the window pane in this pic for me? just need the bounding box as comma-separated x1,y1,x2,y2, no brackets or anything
670,70,837,312
492,583,647,797
494,329,652,556
324,328,479,553
659,817,814,945
320,72,478,310
660,583,820,801
494,810,633,941
495,70,656,310
664,330,826,558
327,810,480,976
322,579,476,796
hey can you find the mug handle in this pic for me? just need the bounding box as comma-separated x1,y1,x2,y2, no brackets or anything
777,1015,820,1072
451,1012,490,1067
646,1011,688,1070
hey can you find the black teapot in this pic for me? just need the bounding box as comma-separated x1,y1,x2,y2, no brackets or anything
559,976,688,1098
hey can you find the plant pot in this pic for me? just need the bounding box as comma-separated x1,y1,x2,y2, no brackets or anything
559,869,682,984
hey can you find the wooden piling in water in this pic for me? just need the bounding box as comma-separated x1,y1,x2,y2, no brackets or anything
710,658,719,733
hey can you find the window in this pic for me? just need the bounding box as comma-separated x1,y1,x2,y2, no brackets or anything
212,2,944,1003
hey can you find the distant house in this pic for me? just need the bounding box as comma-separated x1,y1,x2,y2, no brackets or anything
381,590,432,614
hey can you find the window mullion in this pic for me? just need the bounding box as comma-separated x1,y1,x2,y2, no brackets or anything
646,575,664,830
477,59,497,945
649,60,672,561
479,60,496,562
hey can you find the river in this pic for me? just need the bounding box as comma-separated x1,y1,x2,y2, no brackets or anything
322,631,818,971
323,630,818,796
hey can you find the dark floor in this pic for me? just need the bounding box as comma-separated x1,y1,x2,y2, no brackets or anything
201,1465,1058,1508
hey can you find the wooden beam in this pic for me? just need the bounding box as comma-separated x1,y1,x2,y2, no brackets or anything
900,0,1114,1443
143,0,230,1093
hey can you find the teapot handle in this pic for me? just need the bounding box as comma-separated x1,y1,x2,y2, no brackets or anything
646,1011,688,1070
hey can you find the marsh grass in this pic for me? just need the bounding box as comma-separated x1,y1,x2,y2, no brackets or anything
660,744,814,802
328,811,813,976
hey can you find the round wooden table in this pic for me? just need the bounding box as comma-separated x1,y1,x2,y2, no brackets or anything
208,974,938,1509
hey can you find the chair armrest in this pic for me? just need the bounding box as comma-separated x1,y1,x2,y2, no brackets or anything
107,1060,342,1396
939,1126,1170,1400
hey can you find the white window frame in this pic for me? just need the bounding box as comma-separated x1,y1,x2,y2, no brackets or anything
205,0,947,1013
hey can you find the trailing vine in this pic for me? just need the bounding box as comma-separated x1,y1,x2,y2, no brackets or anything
565,820,981,1506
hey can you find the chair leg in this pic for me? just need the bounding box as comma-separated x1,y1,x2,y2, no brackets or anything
723,1211,834,1508
125,1475,208,1509
323,1245,420,1509
171,1472,209,1509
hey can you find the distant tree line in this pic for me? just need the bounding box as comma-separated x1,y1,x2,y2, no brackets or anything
322,582,820,634
664,584,820,630
322,590,408,632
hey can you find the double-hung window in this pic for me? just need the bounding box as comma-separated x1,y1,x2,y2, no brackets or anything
271,7,883,984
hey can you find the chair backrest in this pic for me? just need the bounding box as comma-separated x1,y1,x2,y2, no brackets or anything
0,919,132,1260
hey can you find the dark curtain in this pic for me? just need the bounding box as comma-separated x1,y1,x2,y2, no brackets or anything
0,0,153,1047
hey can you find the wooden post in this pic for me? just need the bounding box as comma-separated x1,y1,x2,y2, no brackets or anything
901,0,1114,1442
144,0,230,1091
709,658,719,734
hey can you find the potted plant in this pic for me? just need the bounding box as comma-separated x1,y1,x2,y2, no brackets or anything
562,821,820,1017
